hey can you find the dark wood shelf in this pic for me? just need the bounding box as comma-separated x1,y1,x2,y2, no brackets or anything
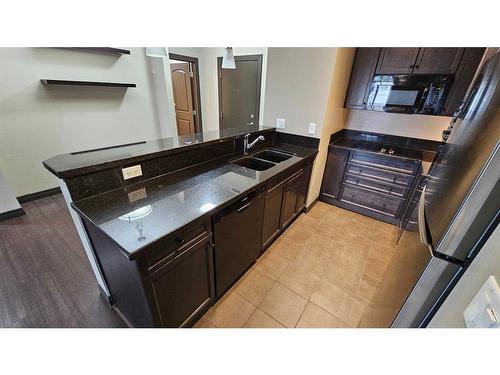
41,79,136,88
64,47,131,55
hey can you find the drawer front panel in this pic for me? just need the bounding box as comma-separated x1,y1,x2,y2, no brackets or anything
340,184,404,217
349,152,420,175
344,175,408,198
140,219,212,276
346,162,414,187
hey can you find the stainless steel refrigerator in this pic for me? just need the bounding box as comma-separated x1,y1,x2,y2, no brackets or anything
358,52,500,328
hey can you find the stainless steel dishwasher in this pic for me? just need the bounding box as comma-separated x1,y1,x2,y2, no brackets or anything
213,187,265,298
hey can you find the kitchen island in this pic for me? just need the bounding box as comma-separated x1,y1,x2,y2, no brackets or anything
43,126,318,327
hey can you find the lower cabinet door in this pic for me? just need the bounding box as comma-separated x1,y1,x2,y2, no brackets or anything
261,185,285,249
281,173,302,228
143,235,214,327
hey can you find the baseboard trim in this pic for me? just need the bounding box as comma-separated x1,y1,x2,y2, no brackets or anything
17,187,61,203
0,208,25,222
305,196,320,213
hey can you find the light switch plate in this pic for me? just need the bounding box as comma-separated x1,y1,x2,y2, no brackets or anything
308,123,316,135
122,165,143,180
276,118,286,129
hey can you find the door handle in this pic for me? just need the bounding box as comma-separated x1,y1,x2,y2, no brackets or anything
418,185,433,254
236,201,254,213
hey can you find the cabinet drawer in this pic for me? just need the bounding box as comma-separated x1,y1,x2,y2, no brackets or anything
349,152,420,175
344,175,408,198
340,184,404,217
346,162,414,187
138,218,212,276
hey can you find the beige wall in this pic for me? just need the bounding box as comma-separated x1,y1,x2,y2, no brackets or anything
263,48,337,138
345,109,451,141
306,48,356,206
0,47,163,196
429,225,500,328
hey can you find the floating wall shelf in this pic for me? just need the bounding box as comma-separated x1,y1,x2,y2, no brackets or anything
64,47,131,55
41,79,136,88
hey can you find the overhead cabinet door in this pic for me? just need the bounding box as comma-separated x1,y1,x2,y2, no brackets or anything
376,48,420,74
414,48,464,74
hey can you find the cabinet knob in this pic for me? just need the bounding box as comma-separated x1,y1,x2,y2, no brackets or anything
175,237,186,246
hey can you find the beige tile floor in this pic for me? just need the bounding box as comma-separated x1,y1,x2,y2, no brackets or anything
194,202,399,328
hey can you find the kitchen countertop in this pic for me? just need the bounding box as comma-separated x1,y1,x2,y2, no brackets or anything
43,125,276,179
72,142,317,259
330,138,437,163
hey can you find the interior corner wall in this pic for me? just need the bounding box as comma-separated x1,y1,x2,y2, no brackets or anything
262,47,338,138
307,48,356,206
0,47,163,196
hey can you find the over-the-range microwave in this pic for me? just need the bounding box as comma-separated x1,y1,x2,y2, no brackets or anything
365,74,454,115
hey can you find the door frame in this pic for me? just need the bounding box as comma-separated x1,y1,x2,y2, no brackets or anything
217,54,263,131
169,53,203,133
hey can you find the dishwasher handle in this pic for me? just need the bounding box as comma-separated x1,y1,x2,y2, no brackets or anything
236,201,254,213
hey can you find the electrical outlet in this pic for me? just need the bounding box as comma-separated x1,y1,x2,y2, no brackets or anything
122,165,143,180
276,118,286,129
308,123,316,135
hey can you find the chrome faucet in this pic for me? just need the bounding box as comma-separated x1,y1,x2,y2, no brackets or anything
243,133,265,155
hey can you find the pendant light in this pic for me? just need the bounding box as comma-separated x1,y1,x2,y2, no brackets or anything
222,47,236,69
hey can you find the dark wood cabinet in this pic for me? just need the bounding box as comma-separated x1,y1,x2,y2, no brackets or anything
321,146,349,200
321,148,421,225
441,48,486,116
144,234,214,327
281,171,302,228
261,163,312,251
376,48,420,74
261,182,285,249
344,48,380,109
345,47,485,116
414,48,464,74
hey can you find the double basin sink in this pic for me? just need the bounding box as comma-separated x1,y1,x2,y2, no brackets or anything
231,149,295,171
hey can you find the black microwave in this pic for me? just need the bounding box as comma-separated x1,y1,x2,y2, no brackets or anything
365,74,454,115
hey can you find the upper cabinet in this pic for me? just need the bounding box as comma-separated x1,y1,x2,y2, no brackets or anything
376,48,420,74
414,48,464,74
345,47,485,116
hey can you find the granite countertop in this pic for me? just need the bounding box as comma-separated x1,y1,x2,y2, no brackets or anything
330,138,437,163
43,125,276,179
72,142,317,259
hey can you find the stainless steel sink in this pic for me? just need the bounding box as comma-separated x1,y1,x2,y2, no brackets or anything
231,156,275,171
251,149,294,163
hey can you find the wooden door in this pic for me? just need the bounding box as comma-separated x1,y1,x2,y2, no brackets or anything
218,54,262,130
414,48,464,74
261,183,285,250
143,234,214,328
376,48,420,74
170,62,195,136
345,48,381,109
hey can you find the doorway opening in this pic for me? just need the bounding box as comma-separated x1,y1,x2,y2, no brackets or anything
169,53,203,136
217,54,263,131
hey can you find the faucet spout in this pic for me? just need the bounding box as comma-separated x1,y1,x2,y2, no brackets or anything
244,133,265,155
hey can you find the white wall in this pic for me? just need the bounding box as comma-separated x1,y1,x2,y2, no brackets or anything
263,48,337,138
429,225,500,328
0,47,163,196
345,109,451,141
168,47,268,132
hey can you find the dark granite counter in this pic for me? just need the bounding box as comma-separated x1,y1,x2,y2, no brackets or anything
43,125,276,179
329,129,443,163
72,142,317,259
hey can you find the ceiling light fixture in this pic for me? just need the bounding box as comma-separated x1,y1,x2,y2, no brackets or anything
222,47,236,69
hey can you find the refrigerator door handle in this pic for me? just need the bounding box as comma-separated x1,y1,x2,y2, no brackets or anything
418,185,433,254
